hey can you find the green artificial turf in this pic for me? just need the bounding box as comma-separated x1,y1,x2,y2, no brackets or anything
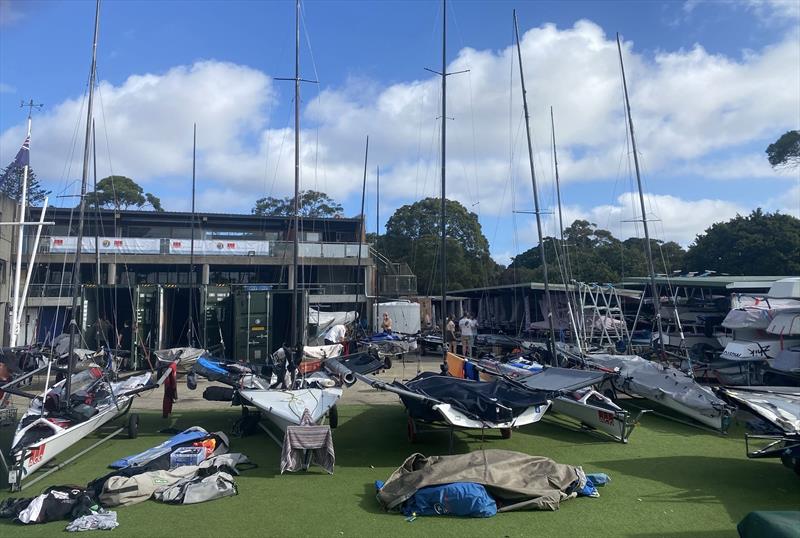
1,404,797,538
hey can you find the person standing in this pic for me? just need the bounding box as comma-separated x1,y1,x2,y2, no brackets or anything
459,313,472,357
445,316,457,353
381,312,393,334
468,314,478,357
323,324,347,346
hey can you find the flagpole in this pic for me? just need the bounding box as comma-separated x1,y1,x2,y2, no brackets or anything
10,115,33,348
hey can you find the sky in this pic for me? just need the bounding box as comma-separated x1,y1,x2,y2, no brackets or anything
1,0,798,266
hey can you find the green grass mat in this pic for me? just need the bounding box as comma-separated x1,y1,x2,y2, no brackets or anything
1,404,797,537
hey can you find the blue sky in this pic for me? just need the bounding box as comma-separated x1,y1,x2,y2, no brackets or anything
1,0,798,265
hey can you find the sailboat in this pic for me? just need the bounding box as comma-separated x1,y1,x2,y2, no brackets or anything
555,33,734,433
231,0,356,434
356,1,552,445
5,0,172,491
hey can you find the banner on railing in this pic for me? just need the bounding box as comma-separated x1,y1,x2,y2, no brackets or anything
168,239,270,256
49,236,160,254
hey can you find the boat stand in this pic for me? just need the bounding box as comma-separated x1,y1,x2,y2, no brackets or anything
407,417,457,453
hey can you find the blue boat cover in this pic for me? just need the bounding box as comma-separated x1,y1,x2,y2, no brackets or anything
402,482,497,518
109,427,208,469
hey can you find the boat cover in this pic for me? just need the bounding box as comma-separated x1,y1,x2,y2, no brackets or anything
377,450,586,512
768,312,800,336
303,344,343,360
587,354,727,419
336,351,384,375
737,511,800,538
472,357,605,393
723,308,774,330
511,367,607,393
109,426,210,469
395,372,550,423
772,347,800,373
193,357,252,386
718,387,800,434
154,347,207,366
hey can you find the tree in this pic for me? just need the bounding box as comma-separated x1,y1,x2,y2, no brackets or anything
85,175,163,211
506,219,687,284
766,130,800,169
684,209,800,275
0,165,50,204
376,197,501,294
252,190,343,217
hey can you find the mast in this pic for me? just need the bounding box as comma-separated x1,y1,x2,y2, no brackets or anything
92,119,102,348
440,0,447,364
355,136,368,324
375,165,380,303
514,10,558,364
292,0,301,353
550,107,582,354
9,104,34,348
615,33,665,357
65,0,101,402
188,123,196,347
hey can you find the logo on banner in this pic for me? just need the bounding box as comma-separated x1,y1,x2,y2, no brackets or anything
28,444,46,465
53,239,64,246
216,242,224,250
172,241,182,248
102,239,111,247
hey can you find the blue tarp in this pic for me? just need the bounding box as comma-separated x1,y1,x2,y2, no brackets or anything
402,482,497,518
109,427,208,469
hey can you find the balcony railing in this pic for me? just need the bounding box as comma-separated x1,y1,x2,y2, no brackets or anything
31,236,370,259
24,282,365,298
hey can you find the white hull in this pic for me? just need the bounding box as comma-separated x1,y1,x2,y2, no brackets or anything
721,338,800,361
11,402,128,481
551,389,641,443
238,387,342,432
432,401,550,430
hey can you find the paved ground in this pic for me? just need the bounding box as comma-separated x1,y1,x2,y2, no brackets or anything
3,352,445,414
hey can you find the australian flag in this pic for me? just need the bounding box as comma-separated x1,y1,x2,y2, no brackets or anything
1,135,31,195
10,135,31,169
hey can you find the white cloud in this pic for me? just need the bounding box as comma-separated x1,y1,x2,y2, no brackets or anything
0,0,23,27
744,0,800,23
765,182,800,217
545,192,746,247
0,82,15,94
0,18,797,226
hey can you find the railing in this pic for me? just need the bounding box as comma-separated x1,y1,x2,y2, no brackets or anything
24,282,365,297
31,236,370,260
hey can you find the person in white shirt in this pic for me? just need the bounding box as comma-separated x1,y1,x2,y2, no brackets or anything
323,324,347,346
458,314,473,357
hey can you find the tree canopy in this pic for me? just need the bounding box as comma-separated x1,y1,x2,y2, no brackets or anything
85,176,163,211
0,165,50,204
766,130,800,169
376,197,501,294
252,190,343,217
506,219,686,284
684,209,800,275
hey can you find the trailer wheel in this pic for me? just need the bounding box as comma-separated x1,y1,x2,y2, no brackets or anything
407,417,417,443
328,405,339,429
781,451,800,476
500,428,512,439
127,413,139,439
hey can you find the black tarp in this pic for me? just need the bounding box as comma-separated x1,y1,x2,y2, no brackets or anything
395,372,550,423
